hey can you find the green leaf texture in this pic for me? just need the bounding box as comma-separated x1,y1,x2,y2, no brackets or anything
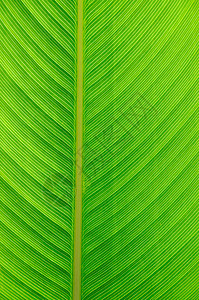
82,0,198,299
1,0,76,299
1,0,198,299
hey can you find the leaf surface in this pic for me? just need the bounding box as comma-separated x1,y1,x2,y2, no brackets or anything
1,0,198,299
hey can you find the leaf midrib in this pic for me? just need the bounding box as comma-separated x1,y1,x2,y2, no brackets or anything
72,0,84,299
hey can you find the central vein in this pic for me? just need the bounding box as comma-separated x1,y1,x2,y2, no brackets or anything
73,0,83,299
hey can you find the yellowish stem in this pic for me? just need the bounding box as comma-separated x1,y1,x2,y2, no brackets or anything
73,0,83,298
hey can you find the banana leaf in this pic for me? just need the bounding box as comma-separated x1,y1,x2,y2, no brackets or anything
1,0,198,299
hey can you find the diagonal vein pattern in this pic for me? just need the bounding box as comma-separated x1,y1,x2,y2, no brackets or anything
81,0,198,299
1,0,198,299
1,0,77,299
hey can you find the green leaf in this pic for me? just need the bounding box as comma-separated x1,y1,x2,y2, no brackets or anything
1,0,76,299
1,0,198,299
